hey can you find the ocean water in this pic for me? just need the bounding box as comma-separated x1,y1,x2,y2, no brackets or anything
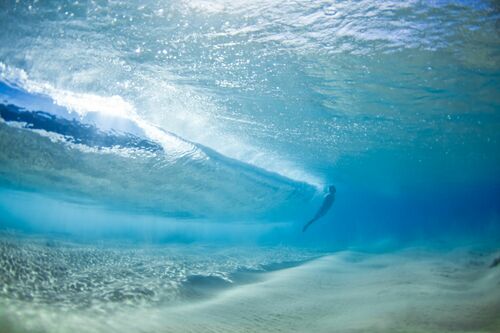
0,1,499,332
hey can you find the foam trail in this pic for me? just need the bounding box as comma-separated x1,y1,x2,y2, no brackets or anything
0,63,322,187
0,76,317,221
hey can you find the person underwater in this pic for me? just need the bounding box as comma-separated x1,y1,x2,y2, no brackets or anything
302,185,336,232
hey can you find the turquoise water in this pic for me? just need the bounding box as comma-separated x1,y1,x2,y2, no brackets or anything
0,1,499,332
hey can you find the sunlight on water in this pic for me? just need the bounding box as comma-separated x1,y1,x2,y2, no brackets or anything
0,0,499,332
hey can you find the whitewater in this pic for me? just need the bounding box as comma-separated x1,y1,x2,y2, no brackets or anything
0,0,499,332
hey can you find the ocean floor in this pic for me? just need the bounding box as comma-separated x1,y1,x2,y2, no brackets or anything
0,234,499,333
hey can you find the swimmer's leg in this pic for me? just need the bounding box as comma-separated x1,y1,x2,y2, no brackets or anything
302,218,316,232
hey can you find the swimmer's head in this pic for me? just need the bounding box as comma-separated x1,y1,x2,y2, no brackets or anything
328,185,336,194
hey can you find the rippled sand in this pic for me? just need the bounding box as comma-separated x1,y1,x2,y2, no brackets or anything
1,236,499,333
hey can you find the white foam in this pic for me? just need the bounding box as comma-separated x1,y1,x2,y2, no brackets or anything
0,63,320,187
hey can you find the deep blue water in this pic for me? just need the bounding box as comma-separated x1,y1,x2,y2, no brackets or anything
0,1,500,332
0,0,499,248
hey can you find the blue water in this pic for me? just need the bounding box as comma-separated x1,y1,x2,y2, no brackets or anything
0,1,499,332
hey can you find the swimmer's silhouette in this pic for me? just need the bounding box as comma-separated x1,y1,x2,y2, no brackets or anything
302,185,336,232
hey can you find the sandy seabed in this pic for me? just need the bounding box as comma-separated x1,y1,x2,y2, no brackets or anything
1,244,499,333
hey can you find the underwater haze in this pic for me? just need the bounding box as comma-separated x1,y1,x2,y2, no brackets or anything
0,0,499,332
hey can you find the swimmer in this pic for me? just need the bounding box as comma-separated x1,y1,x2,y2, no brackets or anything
302,185,336,232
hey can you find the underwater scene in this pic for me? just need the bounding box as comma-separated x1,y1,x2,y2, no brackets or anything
0,0,499,332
